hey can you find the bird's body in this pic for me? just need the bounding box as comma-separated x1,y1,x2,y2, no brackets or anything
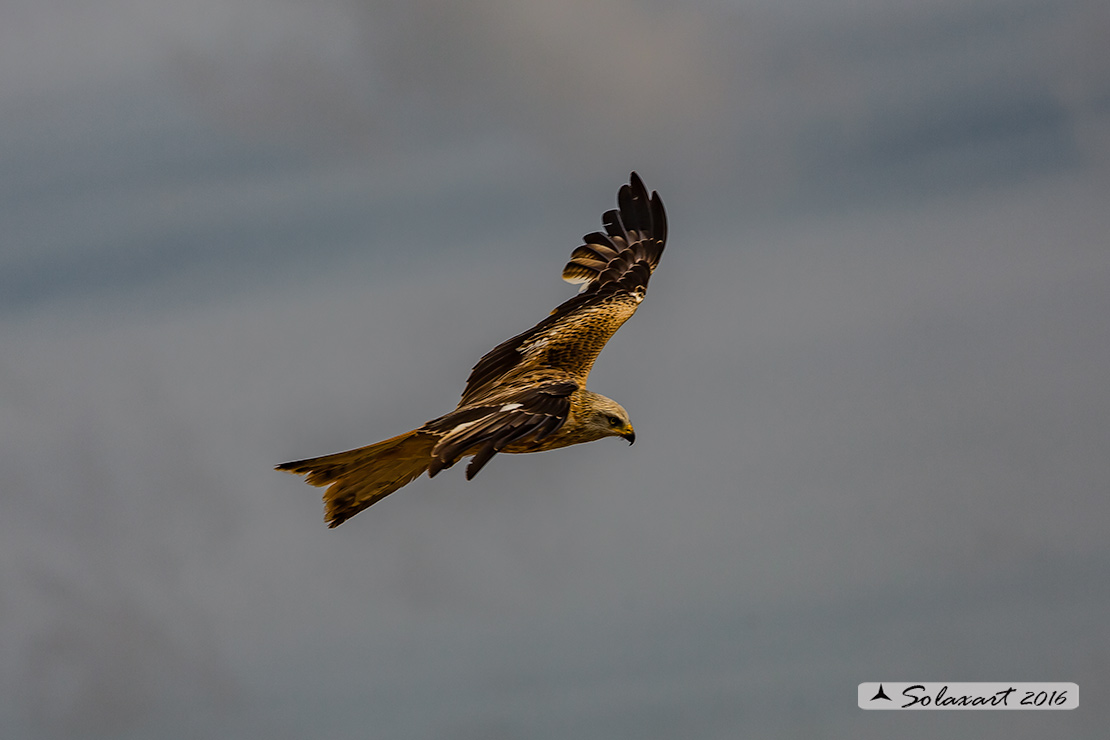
277,173,667,526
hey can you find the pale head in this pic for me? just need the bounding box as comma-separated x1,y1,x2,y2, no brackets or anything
578,390,636,445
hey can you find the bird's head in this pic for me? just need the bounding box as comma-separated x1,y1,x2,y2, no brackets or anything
580,391,636,445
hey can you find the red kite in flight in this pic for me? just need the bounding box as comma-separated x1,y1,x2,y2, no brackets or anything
278,173,667,526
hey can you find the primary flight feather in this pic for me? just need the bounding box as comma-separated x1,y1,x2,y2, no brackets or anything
277,173,667,527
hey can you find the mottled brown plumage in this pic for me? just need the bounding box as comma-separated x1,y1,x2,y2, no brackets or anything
277,173,667,526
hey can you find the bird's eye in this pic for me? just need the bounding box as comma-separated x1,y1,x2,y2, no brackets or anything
606,415,622,427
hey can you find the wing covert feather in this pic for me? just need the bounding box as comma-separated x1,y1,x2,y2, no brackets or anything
426,380,577,479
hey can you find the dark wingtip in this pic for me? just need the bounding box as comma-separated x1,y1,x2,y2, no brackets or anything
465,443,497,480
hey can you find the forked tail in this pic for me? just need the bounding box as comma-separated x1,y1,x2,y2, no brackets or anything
276,429,436,527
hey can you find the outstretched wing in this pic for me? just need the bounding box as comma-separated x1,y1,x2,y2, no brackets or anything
460,172,667,406
424,380,577,480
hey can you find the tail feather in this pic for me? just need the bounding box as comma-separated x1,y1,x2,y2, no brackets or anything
276,429,436,527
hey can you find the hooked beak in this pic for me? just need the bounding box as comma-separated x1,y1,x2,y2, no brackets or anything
622,428,636,445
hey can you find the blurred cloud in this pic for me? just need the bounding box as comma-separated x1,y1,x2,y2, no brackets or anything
164,0,1110,192
8,0,1104,186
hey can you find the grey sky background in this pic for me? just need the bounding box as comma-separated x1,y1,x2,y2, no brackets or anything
1,1,1108,738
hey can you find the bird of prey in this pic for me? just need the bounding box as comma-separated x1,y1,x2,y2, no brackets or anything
277,173,667,527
